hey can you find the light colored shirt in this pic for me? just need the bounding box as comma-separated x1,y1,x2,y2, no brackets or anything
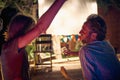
79,40,120,80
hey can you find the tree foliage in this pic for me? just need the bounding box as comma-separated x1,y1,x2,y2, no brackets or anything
97,0,120,10
0,0,38,17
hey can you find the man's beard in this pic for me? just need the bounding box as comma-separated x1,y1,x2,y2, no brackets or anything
81,39,87,44
81,36,91,44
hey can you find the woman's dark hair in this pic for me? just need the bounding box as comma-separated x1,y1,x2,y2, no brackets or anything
0,6,20,33
0,6,20,55
8,15,35,40
87,14,107,41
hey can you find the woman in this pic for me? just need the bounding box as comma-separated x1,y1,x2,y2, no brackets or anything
1,0,66,80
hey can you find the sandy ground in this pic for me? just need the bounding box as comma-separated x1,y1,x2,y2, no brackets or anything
30,58,84,80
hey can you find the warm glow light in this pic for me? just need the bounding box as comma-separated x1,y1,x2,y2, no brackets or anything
38,0,97,59
38,0,45,17
38,0,97,35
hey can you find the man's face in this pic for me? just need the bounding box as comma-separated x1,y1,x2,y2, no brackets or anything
79,22,93,44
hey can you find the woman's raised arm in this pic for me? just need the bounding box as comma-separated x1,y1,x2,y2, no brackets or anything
18,0,66,48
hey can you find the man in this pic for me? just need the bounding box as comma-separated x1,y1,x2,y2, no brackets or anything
79,14,120,80
60,14,120,80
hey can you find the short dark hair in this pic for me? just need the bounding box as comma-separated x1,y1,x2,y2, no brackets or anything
86,14,107,41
